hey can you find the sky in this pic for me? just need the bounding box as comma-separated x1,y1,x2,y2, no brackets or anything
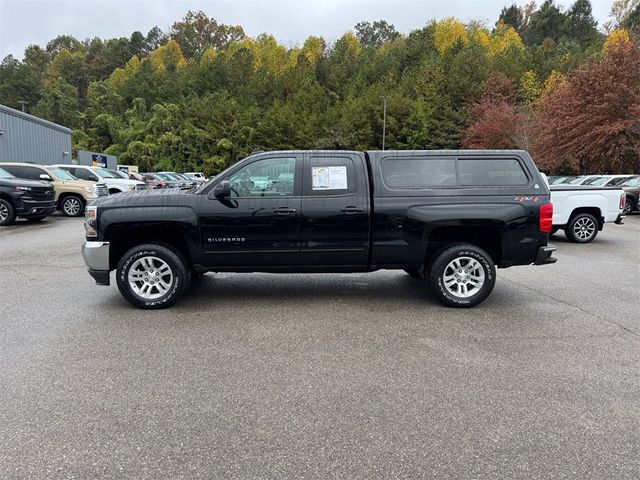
0,0,615,59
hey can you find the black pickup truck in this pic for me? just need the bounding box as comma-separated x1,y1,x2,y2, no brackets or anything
0,166,55,226
82,150,557,309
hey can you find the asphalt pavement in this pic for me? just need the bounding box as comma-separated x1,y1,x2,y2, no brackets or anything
1,215,639,479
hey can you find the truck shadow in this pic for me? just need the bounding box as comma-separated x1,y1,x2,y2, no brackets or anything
179,272,436,307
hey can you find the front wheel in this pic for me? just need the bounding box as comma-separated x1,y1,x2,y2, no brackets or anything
0,199,16,226
428,244,496,308
565,213,598,243
622,198,634,215
116,243,188,309
60,195,84,217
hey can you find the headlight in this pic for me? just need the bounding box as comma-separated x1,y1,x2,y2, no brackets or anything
84,186,95,194
128,185,135,191
16,186,32,192
85,206,98,237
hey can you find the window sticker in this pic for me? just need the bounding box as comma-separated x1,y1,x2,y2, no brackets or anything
312,166,348,190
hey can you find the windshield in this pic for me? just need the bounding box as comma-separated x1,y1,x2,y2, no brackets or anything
111,170,128,179
0,167,15,179
0,168,16,178
623,176,640,187
583,177,607,186
156,173,175,181
49,167,77,180
565,176,586,184
93,168,120,179
611,177,633,185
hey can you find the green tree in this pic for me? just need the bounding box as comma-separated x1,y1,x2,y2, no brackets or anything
354,20,400,48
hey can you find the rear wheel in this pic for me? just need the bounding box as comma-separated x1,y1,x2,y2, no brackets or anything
0,199,16,226
622,197,634,215
60,195,84,217
428,244,496,308
565,213,598,243
116,243,188,309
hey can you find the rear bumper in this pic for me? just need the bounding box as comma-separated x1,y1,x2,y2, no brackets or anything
535,244,557,265
82,241,110,285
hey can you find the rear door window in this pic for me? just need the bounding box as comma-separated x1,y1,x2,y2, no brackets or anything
304,156,356,196
381,158,456,188
458,159,528,186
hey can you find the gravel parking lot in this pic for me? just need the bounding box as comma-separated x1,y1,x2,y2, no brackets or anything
1,215,639,479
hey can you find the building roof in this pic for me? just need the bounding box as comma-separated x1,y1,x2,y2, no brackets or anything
0,104,72,135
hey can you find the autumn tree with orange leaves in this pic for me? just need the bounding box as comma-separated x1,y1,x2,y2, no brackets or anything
462,72,532,150
532,34,640,174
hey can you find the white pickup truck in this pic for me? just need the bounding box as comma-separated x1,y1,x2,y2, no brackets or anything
549,185,625,243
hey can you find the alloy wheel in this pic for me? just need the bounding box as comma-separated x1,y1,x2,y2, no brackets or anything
442,256,485,298
0,203,8,223
63,197,82,216
572,216,596,241
127,256,174,300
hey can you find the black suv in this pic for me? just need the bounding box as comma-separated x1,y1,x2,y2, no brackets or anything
0,166,55,225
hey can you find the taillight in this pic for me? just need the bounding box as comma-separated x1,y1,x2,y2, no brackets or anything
539,203,553,233
619,194,626,211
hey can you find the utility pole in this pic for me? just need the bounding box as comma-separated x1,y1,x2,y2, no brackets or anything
382,96,388,151
18,101,28,113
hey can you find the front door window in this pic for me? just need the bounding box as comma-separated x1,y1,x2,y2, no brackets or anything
228,157,296,197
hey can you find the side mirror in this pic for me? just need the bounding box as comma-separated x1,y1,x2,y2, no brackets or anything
211,180,231,199
39,173,52,181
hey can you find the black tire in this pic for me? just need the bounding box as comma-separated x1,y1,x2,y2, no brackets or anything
0,198,16,226
26,215,47,222
428,244,496,308
116,243,188,309
565,213,598,243
60,195,84,217
403,268,421,279
622,197,634,215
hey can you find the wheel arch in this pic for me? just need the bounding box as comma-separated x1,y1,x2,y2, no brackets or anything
425,226,503,267
57,192,85,209
569,207,603,229
107,223,193,271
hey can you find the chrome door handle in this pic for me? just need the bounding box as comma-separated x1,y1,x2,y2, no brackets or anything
341,206,364,214
273,207,297,215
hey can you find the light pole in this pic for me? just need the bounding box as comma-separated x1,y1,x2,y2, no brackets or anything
18,100,28,113
382,96,388,150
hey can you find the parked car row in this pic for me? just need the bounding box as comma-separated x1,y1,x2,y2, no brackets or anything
0,164,211,226
0,163,112,224
126,171,206,190
548,174,640,215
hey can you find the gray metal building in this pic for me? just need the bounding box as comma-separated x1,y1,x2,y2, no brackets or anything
0,104,72,165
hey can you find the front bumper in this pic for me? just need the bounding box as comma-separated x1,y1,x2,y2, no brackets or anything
15,198,56,217
82,241,110,285
535,244,557,265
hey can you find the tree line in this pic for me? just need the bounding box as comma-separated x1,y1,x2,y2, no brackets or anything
1,0,639,175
